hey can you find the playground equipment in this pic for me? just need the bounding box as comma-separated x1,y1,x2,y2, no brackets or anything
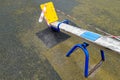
39,2,120,77
66,42,105,77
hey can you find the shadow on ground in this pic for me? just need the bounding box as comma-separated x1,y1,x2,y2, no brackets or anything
36,28,70,48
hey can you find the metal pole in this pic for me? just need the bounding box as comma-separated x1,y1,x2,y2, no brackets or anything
100,50,105,61
66,43,89,77
50,20,120,53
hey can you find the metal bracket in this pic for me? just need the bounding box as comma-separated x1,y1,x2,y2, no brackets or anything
66,42,105,78
51,19,69,32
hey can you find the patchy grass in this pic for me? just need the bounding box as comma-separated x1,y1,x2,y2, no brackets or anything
0,0,61,80
71,0,120,35
0,0,120,80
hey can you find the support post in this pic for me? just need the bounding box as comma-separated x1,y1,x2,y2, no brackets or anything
66,42,89,77
66,42,105,78
100,50,105,61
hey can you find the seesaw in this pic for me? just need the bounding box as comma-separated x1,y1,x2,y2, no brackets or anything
39,2,120,77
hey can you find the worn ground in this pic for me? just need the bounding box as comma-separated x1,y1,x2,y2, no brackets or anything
0,0,120,80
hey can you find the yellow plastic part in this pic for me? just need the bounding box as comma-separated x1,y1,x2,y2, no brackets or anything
40,2,58,24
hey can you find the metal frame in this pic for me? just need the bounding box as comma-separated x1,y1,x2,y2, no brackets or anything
50,19,105,78
50,19,69,32
66,42,105,77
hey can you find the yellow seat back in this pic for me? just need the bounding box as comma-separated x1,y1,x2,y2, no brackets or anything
40,2,58,24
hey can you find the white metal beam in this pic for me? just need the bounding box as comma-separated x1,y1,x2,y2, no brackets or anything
51,21,120,53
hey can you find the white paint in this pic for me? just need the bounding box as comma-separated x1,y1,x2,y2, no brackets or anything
51,21,120,53
95,37,120,53
39,5,46,23
60,23,86,36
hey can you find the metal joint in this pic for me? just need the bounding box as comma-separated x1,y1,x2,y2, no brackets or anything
51,19,69,32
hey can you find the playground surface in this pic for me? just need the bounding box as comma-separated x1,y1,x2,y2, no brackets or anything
0,0,120,80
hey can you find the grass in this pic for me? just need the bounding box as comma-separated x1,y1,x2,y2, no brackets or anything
0,0,61,80
71,0,120,35
0,0,120,80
